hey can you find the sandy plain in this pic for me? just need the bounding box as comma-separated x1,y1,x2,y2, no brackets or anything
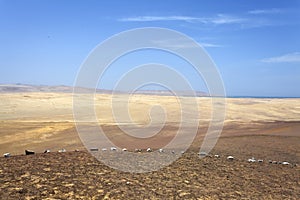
0,92,299,199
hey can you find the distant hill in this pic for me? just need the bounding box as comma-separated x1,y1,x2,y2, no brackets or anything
0,84,108,94
0,84,73,93
0,84,208,97
131,90,208,97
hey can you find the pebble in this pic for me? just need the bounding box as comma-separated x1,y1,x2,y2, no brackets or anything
43,167,51,172
65,183,74,187
97,189,104,194
178,191,190,197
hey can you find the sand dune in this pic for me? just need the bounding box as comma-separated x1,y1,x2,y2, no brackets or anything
0,92,299,155
1,93,299,123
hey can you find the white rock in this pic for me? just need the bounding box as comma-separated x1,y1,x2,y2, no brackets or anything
146,148,152,152
227,156,234,160
199,152,207,156
110,147,117,151
3,153,10,158
58,149,66,153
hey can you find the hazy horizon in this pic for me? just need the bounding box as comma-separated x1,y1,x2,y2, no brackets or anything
1,83,300,98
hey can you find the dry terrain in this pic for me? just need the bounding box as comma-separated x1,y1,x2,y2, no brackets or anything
0,91,300,199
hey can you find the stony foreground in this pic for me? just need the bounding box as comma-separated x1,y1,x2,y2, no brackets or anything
0,150,299,199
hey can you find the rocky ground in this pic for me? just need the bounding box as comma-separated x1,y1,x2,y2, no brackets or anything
0,150,299,200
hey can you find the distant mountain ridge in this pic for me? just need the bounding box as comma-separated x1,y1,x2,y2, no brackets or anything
0,84,208,97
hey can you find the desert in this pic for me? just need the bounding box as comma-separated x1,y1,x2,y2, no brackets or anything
2,0,300,199
0,86,299,199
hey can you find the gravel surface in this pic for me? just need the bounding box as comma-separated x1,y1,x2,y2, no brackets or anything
0,150,299,199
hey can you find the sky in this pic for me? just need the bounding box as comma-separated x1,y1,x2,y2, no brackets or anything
0,0,300,97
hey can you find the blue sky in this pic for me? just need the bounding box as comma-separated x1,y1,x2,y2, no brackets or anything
0,0,300,96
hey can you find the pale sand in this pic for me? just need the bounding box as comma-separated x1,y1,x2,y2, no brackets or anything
1,93,299,123
0,93,299,155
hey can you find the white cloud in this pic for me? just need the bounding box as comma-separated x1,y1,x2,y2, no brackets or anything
119,16,199,22
119,10,292,30
118,14,246,25
211,14,246,24
261,52,300,63
151,38,221,50
248,8,283,15
200,43,222,48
